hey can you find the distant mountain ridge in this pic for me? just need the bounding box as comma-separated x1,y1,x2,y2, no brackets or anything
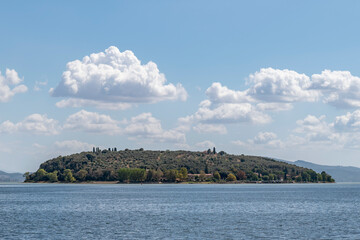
280,160,360,182
0,170,24,182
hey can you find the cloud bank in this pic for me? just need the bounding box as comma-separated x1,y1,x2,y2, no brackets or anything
181,68,360,133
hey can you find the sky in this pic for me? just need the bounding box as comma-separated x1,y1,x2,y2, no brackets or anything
1,0,360,172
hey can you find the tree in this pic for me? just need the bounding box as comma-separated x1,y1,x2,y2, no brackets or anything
207,149,211,154
262,175,269,181
155,169,163,182
165,169,178,182
129,168,146,182
102,169,116,181
226,173,236,181
47,171,58,182
269,174,275,181
63,169,76,182
308,170,318,182
317,173,323,182
213,147,216,154
199,170,206,181
34,169,47,181
236,170,246,180
179,167,188,181
213,171,221,181
249,173,259,181
295,176,302,182
146,169,154,182
321,171,327,182
23,172,31,181
76,169,88,181
118,168,131,182
301,172,310,182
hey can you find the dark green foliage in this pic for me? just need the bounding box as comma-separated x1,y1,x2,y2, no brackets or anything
321,171,334,182
248,172,259,181
213,171,221,181
63,169,75,182
118,168,131,182
23,172,30,181
75,169,88,181
218,151,225,156
129,168,146,182
25,149,335,183
164,169,178,182
295,176,302,182
301,172,310,182
179,167,188,181
34,169,47,181
46,171,58,182
118,168,145,182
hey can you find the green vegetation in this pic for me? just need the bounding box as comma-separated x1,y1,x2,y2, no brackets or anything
25,148,335,183
226,173,236,181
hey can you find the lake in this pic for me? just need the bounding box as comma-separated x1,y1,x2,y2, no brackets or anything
1,183,360,239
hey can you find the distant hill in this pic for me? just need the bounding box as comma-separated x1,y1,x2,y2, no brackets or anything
0,170,24,182
287,160,360,183
25,149,334,183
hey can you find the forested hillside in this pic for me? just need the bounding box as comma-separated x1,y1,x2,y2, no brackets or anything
25,148,334,183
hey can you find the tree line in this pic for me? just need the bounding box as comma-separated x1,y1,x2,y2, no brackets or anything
24,166,334,183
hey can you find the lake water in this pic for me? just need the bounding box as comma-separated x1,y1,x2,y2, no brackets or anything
1,183,360,239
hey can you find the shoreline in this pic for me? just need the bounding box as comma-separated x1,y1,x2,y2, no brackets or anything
23,181,336,184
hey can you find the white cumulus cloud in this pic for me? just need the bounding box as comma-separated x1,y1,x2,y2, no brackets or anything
55,98,132,110
185,101,271,125
193,123,227,134
311,70,360,108
333,110,360,131
63,110,121,134
248,68,320,103
233,131,284,148
0,69,28,102
290,113,360,149
62,110,185,143
124,113,185,143
0,114,60,135
205,82,252,103
252,132,278,144
294,115,336,142
51,46,187,109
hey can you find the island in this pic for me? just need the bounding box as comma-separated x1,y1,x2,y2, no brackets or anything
24,148,335,183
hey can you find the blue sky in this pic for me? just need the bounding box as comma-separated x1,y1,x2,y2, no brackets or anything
1,0,360,172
